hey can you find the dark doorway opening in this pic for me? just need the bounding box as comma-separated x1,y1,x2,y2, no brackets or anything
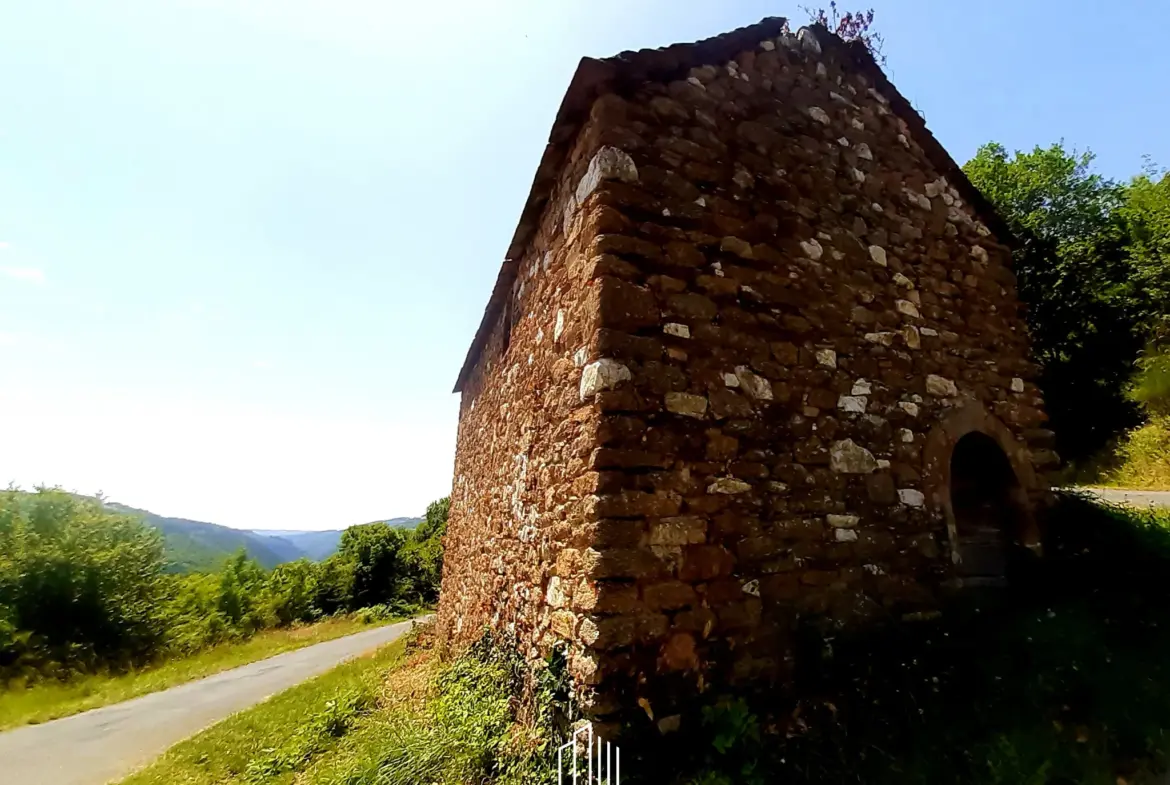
950,432,1023,585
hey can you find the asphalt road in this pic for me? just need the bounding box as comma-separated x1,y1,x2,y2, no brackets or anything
0,618,420,785
1080,488,1170,509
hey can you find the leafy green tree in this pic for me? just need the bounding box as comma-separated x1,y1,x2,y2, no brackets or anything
311,555,354,616
266,559,321,626
216,550,271,633
1129,350,1170,418
338,522,407,609
964,143,1143,459
401,497,449,604
1118,168,1170,418
159,571,230,653
1119,168,1170,340
0,489,167,674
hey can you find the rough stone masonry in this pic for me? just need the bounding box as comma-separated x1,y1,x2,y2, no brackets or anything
438,17,1056,733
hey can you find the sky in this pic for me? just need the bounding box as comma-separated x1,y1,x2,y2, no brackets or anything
0,1,1167,531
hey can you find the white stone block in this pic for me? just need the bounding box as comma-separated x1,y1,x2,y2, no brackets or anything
898,489,925,507
807,106,830,125
798,26,822,53
925,374,958,397
827,514,860,528
800,238,824,260
830,440,878,474
575,147,638,206
708,477,751,494
665,392,708,419
579,358,630,400
838,395,868,413
735,366,773,401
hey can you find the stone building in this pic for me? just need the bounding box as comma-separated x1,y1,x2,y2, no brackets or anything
438,18,1055,729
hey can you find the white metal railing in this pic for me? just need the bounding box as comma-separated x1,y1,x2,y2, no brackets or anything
556,723,621,784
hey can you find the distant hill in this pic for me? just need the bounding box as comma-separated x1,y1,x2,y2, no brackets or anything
248,519,422,561
249,530,344,561
104,503,304,572
384,516,424,529
100,502,422,573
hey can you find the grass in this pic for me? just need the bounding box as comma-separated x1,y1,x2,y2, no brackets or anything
110,496,1170,785
120,635,409,785
116,623,565,785
653,494,1170,785
1099,417,1170,489
0,615,398,731
1066,416,1170,490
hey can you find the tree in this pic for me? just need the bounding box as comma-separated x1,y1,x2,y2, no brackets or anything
0,489,167,673
801,3,885,63
338,522,407,609
216,550,270,633
266,559,320,626
414,497,449,543
1118,168,1170,417
311,555,353,616
964,142,1143,460
402,497,449,604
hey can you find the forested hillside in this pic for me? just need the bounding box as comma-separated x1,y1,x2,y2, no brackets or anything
0,489,448,682
92,500,423,573
104,503,304,572
248,518,422,563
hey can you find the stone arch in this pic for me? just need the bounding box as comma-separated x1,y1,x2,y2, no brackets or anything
922,401,1040,585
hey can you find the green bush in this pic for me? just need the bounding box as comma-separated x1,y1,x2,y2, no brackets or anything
0,489,167,678
339,633,567,785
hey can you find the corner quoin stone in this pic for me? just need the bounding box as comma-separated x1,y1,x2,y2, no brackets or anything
575,147,639,206
580,359,631,400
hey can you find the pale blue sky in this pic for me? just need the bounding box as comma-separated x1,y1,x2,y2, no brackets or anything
0,1,1167,530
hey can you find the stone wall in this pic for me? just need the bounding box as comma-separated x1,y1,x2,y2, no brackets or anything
441,22,1053,734
438,104,629,663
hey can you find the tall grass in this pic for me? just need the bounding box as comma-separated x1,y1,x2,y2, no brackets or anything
1068,416,1170,490
1104,417,1170,489
118,626,568,785
121,638,405,785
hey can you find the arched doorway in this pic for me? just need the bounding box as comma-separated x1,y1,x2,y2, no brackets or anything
949,431,1025,584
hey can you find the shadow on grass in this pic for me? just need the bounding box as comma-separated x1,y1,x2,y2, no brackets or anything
638,493,1170,785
